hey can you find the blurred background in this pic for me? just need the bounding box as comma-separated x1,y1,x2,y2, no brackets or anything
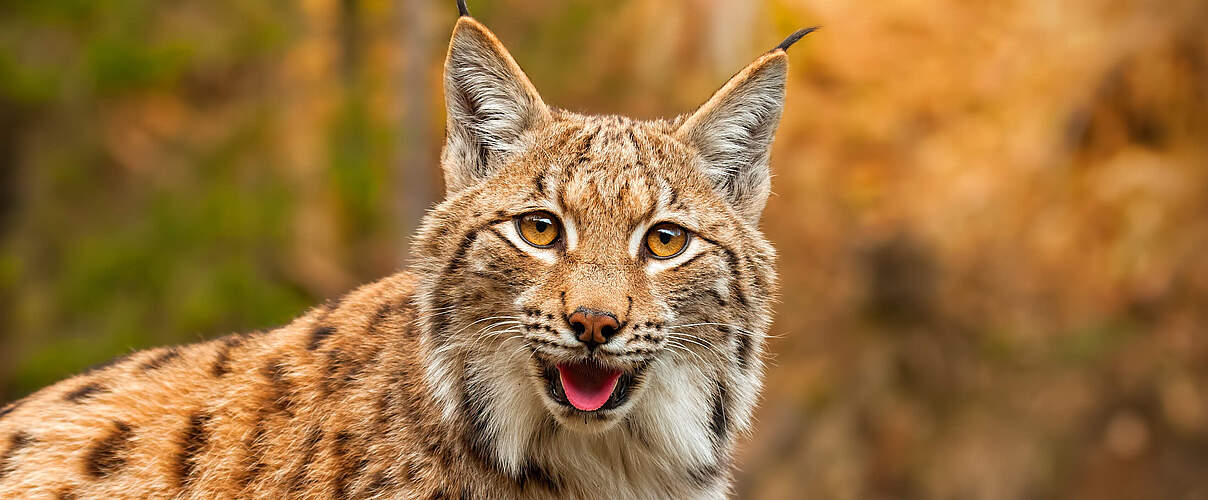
1,0,1206,498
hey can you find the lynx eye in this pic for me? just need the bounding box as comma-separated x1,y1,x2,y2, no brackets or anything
515,211,561,248
645,222,689,259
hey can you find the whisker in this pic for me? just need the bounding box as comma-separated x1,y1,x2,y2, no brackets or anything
665,333,729,360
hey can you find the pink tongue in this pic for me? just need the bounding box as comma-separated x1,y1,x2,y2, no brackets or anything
557,363,623,411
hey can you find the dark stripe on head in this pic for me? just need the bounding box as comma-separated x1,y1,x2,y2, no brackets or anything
65,382,107,403
533,173,546,197
85,421,134,478
0,431,35,481
177,413,211,487
140,348,181,371
309,324,336,351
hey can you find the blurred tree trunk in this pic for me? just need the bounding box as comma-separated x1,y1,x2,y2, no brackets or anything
395,0,438,261
704,0,756,77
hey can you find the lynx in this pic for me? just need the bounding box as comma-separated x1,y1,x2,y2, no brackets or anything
0,2,811,498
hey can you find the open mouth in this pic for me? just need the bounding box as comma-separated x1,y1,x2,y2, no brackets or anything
544,361,637,412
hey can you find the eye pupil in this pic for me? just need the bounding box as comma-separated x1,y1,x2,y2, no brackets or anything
516,211,561,248
645,223,689,259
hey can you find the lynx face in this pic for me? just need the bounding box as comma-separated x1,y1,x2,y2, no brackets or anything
413,13,789,480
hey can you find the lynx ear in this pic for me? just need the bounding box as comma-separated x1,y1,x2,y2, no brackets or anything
441,16,551,194
675,28,815,222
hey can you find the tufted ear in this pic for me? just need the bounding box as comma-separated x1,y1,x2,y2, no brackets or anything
441,16,551,194
675,28,815,223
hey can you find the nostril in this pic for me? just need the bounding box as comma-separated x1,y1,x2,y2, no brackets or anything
600,324,616,338
571,321,586,335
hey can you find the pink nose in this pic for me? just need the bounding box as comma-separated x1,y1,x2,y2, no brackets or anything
567,308,620,348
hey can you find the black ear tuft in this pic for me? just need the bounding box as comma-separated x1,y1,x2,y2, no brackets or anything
773,26,820,52
457,0,470,17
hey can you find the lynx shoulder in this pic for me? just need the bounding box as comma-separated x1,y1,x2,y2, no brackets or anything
0,2,811,498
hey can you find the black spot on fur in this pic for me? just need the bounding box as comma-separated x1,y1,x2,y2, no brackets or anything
85,421,133,478
331,431,356,499
309,324,336,351
56,489,77,500
64,382,107,403
288,426,323,493
0,400,23,421
211,334,246,377
177,413,211,487
241,419,268,487
0,431,34,481
264,359,295,415
140,348,181,371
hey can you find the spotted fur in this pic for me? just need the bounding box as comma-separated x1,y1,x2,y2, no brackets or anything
0,5,806,498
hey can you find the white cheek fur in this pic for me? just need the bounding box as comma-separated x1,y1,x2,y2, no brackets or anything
562,215,579,252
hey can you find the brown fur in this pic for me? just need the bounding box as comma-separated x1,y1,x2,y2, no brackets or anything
0,8,804,499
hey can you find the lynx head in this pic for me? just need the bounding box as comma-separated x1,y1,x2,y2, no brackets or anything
412,5,807,485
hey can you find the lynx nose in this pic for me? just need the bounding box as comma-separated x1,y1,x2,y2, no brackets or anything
567,307,620,349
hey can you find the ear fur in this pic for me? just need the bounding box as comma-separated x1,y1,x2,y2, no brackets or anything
675,51,790,223
441,17,551,194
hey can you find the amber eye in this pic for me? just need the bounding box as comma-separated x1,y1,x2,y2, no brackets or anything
645,222,689,259
515,211,561,248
